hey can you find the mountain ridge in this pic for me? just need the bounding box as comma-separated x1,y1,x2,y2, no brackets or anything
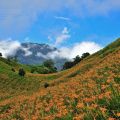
14,42,66,70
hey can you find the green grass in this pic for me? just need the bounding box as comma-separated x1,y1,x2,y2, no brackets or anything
0,104,11,114
91,38,120,58
114,77,120,84
54,113,73,120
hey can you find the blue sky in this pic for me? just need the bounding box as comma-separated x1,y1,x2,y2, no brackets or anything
0,0,120,58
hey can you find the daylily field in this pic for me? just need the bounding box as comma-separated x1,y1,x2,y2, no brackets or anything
0,39,120,120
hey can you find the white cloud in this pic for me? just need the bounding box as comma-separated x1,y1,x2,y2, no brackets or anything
0,39,34,57
36,52,47,59
47,41,102,60
0,39,102,63
55,27,71,46
0,39,21,57
21,47,32,57
55,16,71,21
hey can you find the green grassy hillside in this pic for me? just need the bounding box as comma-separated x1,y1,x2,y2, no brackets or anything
0,38,120,120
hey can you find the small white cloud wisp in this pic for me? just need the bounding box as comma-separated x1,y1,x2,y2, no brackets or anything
55,27,71,46
55,16,71,21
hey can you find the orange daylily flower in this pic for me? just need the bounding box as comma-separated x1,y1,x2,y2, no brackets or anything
77,103,84,108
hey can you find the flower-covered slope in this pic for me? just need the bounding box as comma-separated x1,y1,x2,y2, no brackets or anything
0,38,120,120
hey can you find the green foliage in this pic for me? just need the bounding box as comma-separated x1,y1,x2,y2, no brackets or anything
73,55,82,65
114,77,120,84
63,53,90,70
55,113,73,120
18,68,26,76
95,38,120,58
0,104,11,114
67,70,80,78
43,59,54,68
11,68,15,72
0,52,2,57
10,112,24,120
44,83,49,88
81,52,90,59
30,59,57,74
63,61,74,70
96,86,120,119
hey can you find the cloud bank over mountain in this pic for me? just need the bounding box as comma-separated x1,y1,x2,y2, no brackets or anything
0,39,102,60
47,41,102,60
0,39,21,58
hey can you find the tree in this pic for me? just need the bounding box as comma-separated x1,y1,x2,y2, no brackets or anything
43,59,57,73
43,59,54,68
73,55,82,65
62,53,90,70
0,53,2,57
63,61,74,70
81,52,90,59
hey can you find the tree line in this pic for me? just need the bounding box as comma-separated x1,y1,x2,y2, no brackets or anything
0,52,90,75
63,52,90,70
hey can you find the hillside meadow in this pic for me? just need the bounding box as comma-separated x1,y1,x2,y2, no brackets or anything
0,38,120,120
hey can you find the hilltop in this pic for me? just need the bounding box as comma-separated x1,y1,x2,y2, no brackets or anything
0,38,120,120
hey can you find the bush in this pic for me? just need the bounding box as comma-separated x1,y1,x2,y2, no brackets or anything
31,67,36,73
18,68,26,76
81,52,90,59
0,53,2,57
73,55,82,65
44,83,49,88
11,68,15,72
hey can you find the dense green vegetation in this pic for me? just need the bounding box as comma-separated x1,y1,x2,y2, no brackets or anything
63,52,90,70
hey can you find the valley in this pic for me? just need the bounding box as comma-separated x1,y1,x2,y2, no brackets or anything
0,38,120,120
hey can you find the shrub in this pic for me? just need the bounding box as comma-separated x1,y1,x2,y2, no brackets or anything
11,68,15,72
18,68,26,76
73,55,82,65
31,68,36,73
0,53,2,57
81,52,90,59
44,83,49,88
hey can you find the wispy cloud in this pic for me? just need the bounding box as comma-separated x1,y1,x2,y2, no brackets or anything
55,27,71,46
0,0,120,35
55,16,71,21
